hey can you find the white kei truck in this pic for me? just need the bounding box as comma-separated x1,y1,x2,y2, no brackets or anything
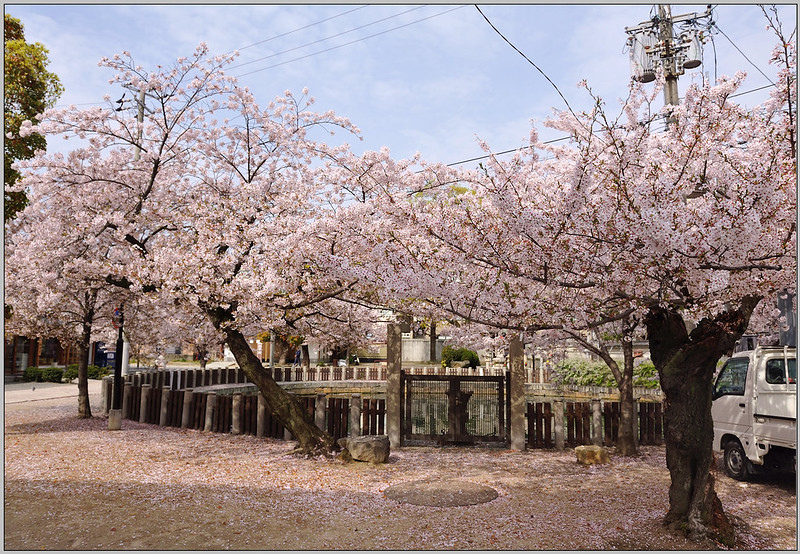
711,346,797,480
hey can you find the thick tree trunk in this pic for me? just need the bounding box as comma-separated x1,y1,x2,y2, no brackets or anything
616,374,637,456
204,306,335,455
645,296,760,545
429,321,437,362
224,328,335,455
598,349,637,456
76,300,95,418
196,346,208,370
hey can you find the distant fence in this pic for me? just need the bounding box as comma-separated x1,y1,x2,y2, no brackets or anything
104,373,386,442
103,367,662,448
526,399,663,449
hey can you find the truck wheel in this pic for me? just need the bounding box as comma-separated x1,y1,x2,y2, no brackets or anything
724,440,751,481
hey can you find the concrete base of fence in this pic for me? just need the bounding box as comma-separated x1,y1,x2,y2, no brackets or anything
575,445,610,465
181,390,194,428
108,409,122,430
204,393,217,432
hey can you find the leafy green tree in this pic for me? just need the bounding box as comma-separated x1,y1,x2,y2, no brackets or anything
4,14,62,220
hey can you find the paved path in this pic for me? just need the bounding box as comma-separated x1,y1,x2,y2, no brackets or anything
4,379,103,404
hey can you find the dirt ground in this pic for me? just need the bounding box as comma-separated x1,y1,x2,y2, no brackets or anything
4,392,797,551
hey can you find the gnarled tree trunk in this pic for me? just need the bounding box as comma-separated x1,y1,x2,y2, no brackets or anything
645,296,760,545
76,292,96,418
205,307,335,456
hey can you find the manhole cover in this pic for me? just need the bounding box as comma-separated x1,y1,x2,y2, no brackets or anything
383,479,498,507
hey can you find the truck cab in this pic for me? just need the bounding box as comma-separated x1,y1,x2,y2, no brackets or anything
711,346,796,480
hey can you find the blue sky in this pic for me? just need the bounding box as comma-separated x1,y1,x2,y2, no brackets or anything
6,2,797,167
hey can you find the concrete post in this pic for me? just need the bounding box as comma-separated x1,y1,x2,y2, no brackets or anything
139,384,151,424
386,323,402,448
108,374,122,429
257,394,267,437
315,393,326,430
349,394,362,437
554,400,565,450
181,390,194,428
122,383,133,419
592,399,603,446
231,394,242,435
101,376,109,413
204,393,217,432
634,400,640,448
509,334,526,451
159,387,171,427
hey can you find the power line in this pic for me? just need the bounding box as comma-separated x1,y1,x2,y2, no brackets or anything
234,5,466,78
230,5,426,70
712,21,776,86
231,5,368,55
474,5,580,124
444,136,570,168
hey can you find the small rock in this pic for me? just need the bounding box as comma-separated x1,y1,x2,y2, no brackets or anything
337,435,390,464
574,445,610,465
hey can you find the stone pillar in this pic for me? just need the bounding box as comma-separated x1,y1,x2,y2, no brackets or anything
633,400,640,449
592,399,602,446
554,400,565,451
181,390,194,428
231,394,242,435
139,384,151,424
386,323,403,448
509,334,526,451
101,377,109,413
257,394,267,437
315,393,326,430
349,394,362,437
122,383,133,419
204,393,217,432
159,387,171,427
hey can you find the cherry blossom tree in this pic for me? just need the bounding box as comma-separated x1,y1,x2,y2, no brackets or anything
4,206,122,417
343,35,794,543
10,44,394,455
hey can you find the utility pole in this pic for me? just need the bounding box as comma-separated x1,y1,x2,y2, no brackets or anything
656,5,680,108
133,88,145,161
626,4,713,124
108,307,125,430
115,86,147,160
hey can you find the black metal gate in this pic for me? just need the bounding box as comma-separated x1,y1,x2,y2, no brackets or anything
400,371,509,446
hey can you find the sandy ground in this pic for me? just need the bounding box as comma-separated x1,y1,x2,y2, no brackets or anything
3,388,797,551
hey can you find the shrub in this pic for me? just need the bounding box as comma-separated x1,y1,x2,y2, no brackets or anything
552,358,660,389
87,365,110,379
441,346,481,368
41,367,64,383
63,364,79,381
23,366,43,382
633,361,659,388
62,364,110,380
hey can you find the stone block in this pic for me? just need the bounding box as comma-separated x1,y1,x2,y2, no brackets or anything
337,435,390,464
575,445,610,465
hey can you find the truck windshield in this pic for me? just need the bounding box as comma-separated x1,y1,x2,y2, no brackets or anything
714,357,749,397
765,358,797,384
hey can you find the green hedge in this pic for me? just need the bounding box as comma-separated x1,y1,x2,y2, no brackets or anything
552,358,659,389
22,366,42,382
441,346,481,368
22,366,64,383
64,364,111,380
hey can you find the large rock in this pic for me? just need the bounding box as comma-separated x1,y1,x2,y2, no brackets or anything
574,445,611,465
337,435,390,464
